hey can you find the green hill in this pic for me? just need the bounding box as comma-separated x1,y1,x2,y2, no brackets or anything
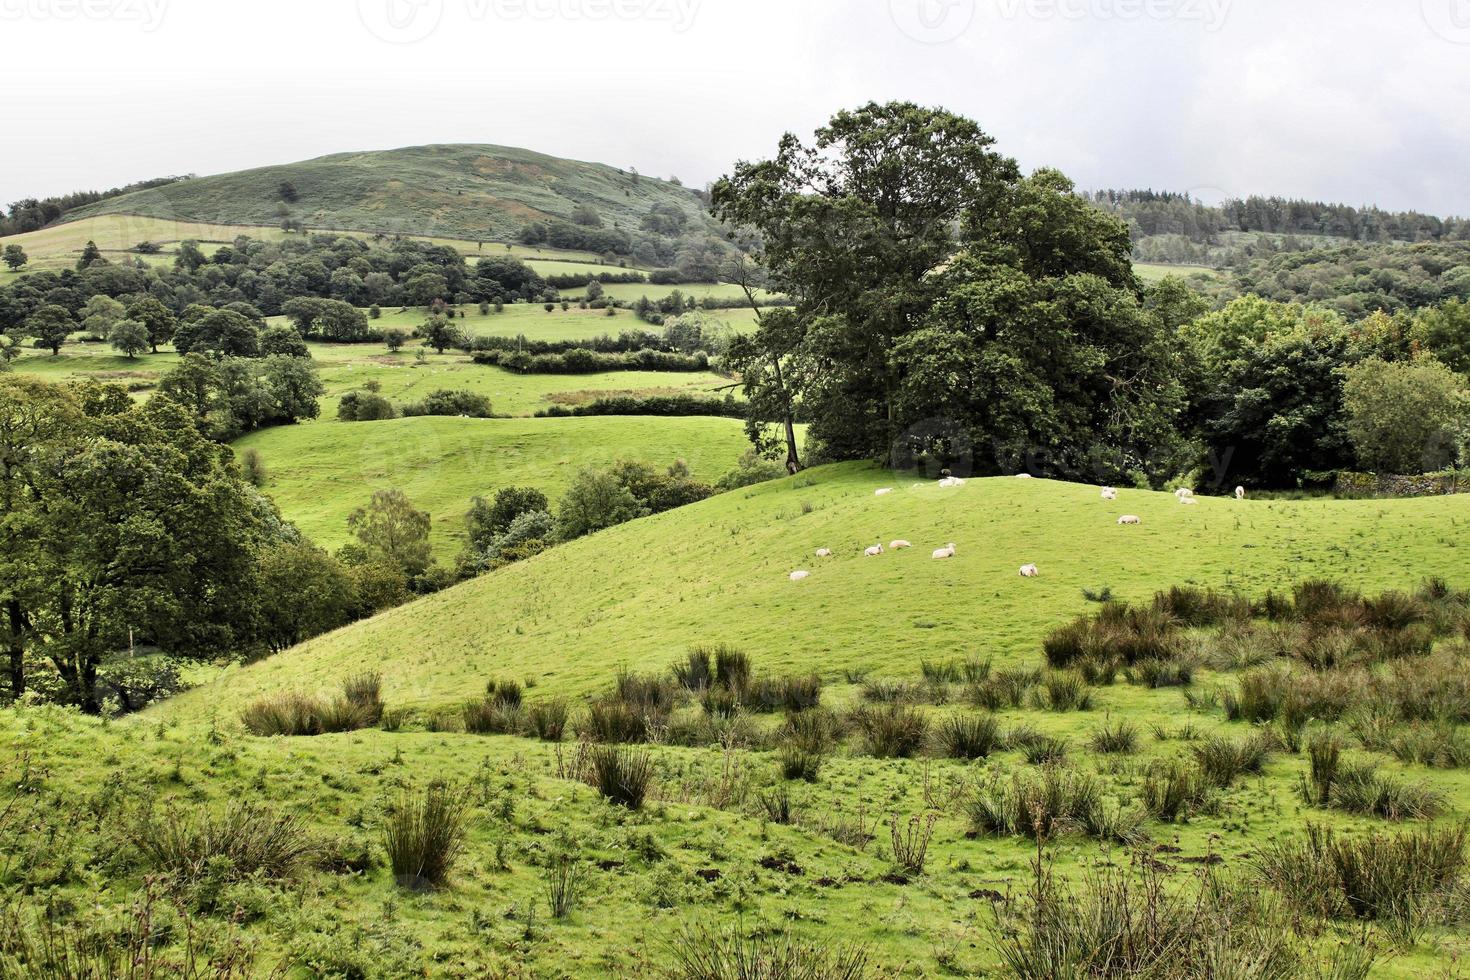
62,143,713,243
162,465,1470,720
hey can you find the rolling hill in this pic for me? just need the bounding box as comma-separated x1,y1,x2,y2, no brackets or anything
61,144,714,244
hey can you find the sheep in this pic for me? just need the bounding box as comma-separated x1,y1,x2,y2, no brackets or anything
939,476,966,488
932,543,957,560
890,540,912,550
1100,487,1118,501
864,544,885,557
815,548,833,558
1180,497,1198,506
1019,563,1039,577
1016,473,1033,479
1175,487,1194,500
1235,486,1246,500
875,488,894,497
789,570,810,582
1117,515,1141,525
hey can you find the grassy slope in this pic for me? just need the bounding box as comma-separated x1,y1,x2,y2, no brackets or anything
5,468,1469,976
164,465,1470,719
235,415,753,557
62,144,713,243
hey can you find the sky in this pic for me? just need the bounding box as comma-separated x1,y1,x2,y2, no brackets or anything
3,0,1469,215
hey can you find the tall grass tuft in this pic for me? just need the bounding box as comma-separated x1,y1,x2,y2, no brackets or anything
1035,671,1093,712
661,922,868,980
590,745,655,809
933,713,1003,760
1088,717,1138,755
131,803,314,883
673,648,713,692
528,697,570,742
384,783,467,890
852,705,928,758
1191,734,1270,788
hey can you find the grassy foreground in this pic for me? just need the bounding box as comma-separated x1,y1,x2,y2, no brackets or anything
5,467,1470,977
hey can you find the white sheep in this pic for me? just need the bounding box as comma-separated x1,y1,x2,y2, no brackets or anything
789,570,810,582
1016,473,1033,479
1235,486,1246,500
1180,497,1198,506
865,544,885,557
939,476,966,488
1175,487,1194,500
815,548,833,558
1019,563,1040,577
932,543,957,559
1118,515,1141,525
874,488,894,497
1100,487,1118,501
890,540,912,550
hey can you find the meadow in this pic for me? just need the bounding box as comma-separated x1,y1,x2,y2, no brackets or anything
348,301,762,341
5,468,1470,976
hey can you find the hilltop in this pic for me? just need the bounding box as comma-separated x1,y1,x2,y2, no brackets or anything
60,143,716,245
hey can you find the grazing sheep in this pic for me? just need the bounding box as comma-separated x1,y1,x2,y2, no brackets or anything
1175,487,1194,500
1100,487,1117,501
939,476,966,488
932,543,957,560
875,488,894,497
815,548,833,558
1118,515,1141,525
865,544,885,557
1016,473,1033,479
890,540,912,550
1019,564,1039,578
1235,486,1246,500
789,570,810,582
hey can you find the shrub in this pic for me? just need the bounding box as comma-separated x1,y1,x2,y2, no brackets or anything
782,706,844,752
1088,717,1138,754
1021,735,1069,765
528,698,569,741
933,713,1003,760
591,746,655,808
1035,671,1093,711
384,783,467,890
713,647,752,694
1152,585,1245,627
1191,734,1270,788
582,699,651,743
614,670,676,716
779,746,823,782
701,685,742,719
661,922,868,980
852,705,928,758
888,812,938,876
486,678,523,708
545,852,588,919
1388,723,1470,768
1258,823,1467,921
132,803,314,882
672,648,713,692
400,388,493,418
1140,760,1212,822
1301,730,1343,806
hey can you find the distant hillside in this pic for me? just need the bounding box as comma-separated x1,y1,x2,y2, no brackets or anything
63,144,720,257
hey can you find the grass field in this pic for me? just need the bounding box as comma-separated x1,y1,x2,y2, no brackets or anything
347,302,762,340
4,468,1465,975
235,415,754,557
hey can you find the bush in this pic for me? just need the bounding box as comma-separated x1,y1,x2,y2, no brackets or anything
1140,760,1212,822
240,682,377,737
661,922,868,980
132,802,314,883
672,648,713,692
400,388,493,418
933,713,1003,760
1088,717,1138,754
713,647,752,694
1191,734,1270,788
582,698,652,743
1222,668,1288,722
337,389,397,421
528,698,569,741
779,746,824,782
716,450,788,490
1036,671,1093,711
1258,823,1467,921
591,745,655,809
384,783,467,890
852,704,928,758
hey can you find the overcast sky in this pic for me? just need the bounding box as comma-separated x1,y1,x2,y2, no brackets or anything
3,0,1469,215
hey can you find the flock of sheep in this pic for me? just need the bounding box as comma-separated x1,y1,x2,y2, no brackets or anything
787,476,1247,583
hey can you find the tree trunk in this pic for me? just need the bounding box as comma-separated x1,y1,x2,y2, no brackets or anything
770,354,802,474
4,600,25,701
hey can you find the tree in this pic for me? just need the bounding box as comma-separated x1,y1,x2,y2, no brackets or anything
76,240,105,270
175,240,207,272
2,245,26,271
278,180,299,203
258,355,325,424
558,467,646,540
260,323,310,358
25,304,73,355
254,541,355,652
125,296,176,353
404,271,449,306
173,309,261,357
465,487,550,554
383,328,408,352
81,295,126,339
1412,299,1470,376
346,489,432,577
109,319,150,359
421,315,465,354
1343,357,1469,474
